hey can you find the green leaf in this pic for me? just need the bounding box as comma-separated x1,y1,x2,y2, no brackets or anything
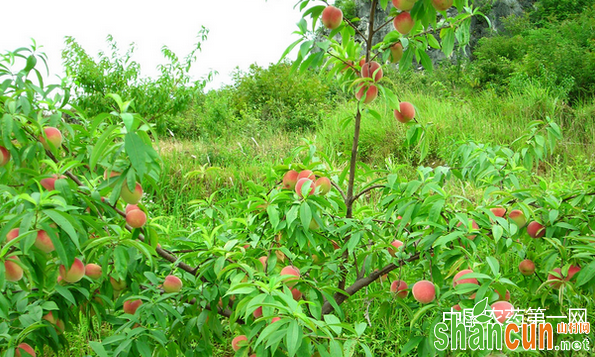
440,28,455,57
286,320,302,357
54,285,76,305
125,132,148,178
492,225,503,243
485,256,500,277
89,341,109,357
300,201,312,231
90,125,118,170
43,209,80,250
576,260,595,287
473,297,489,316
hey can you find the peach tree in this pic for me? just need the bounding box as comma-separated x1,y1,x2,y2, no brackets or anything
2,1,595,357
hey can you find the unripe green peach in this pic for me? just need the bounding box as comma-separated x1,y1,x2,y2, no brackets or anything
85,263,102,279
282,170,299,190
40,127,63,150
59,258,85,283
315,177,331,195
412,280,435,304
123,299,143,314
163,275,183,293
321,6,343,29
4,256,24,282
110,277,127,291
393,12,414,35
0,146,10,166
394,102,416,123
35,230,55,253
121,181,143,204
126,209,147,228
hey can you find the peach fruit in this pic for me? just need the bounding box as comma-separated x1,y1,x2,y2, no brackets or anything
388,239,404,257
0,146,10,166
518,259,535,276
6,228,19,242
126,209,147,228
59,258,85,283
355,84,378,104
35,230,55,253
15,343,36,357
123,299,143,314
282,170,299,190
85,263,102,279
457,219,479,240
527,221,545,238
394,102,416,123
297,170,315,181
508,210,527,228
121,181,143,204
315,177,331,195
5,256,24,282
432,0,453,11
40,127,63,150
452,269,478,287
361,61,383,82
390,280,408,298
295,178,315,198
491,301,514,323
163,275,183,293
321,6,343,30
389,42,404,63
412,280,436,304
392,0,417,11
231,335,248,351
280,265,300,287
393,12,414,35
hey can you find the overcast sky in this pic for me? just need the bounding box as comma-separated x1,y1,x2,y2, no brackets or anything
1,0,304,91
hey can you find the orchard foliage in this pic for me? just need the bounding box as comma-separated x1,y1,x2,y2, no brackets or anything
1,1,595,357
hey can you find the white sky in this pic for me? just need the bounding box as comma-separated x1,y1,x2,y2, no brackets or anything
1,0,304,91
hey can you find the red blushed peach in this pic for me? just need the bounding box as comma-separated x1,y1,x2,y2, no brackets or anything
321,6,343,29
5,256,24,282
392,0,417,11
393,12,414,35
394,102,416,123
291,288,302,301
282,170,299,190
85,263,102,279
490,207,507,218
389,42,404,63
40,174,66,191
457,219,479,240
126,209,147,228
297,170,315,181
548,265,581,289
15,343,36,357
258,256,268,270
452,304,462,311
295,178,315,198
280,266,300,287
253,306,263,319
0,146,10,166
355,84,378,104
231,335,248,351
388,240,404,256
496,289,511,301
508,210,527,228
123,299,143,314
361,61,383,82
121,181,143,204
43,311,57,324
40,126,63,150
125,204,140,214
103,170,120,181
518,259,535,276
35,230,55,253
390,280,408,298
527,221,545,238
412,280,436,304
452,269,479,287
163,275,183,293
271,317,281,324
432,0,453,11
6,228,19,242
491,301,514,323
59,258,85,283
315,177,331,195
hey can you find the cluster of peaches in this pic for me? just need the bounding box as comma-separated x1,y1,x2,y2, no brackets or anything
281,169,331,198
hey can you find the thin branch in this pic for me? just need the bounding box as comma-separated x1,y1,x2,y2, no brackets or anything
351,184,386,204
330,180,347,202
